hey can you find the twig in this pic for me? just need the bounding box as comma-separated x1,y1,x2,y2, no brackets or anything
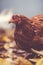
31,48,43,56
29,58,40,62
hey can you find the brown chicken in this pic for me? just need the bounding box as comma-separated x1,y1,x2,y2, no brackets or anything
10,15,43,52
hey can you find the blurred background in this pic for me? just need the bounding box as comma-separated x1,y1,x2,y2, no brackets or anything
0,0,43,17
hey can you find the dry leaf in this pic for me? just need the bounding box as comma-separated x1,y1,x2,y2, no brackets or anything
14,57,33,65
2,35,11,42
4,43,10,50
36,58,43,65
0,58,11,65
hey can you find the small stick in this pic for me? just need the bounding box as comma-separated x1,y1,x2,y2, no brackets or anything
31,48,43,56
29,58,40,62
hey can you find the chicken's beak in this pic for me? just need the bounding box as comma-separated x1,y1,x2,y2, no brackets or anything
9,18,15,23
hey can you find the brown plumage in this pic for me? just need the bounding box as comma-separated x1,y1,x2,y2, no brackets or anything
10,15,43,52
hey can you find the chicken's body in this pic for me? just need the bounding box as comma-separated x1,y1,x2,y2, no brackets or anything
10,15,43,52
